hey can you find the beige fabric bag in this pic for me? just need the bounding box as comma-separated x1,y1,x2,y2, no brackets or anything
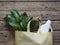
15,18,53,45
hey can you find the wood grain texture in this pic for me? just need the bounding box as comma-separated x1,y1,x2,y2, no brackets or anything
0,0,60,45
53,32,60,45
0,21,60,31
0,2,60,11
0,0,60,2
0,31,14,45
0,11,60,21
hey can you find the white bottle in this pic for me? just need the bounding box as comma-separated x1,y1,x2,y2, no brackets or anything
38,20,51,33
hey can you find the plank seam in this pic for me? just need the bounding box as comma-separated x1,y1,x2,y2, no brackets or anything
0,10,60,11
0,1,60,2
1,20,60,21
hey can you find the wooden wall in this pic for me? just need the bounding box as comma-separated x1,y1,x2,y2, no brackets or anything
0,0,60,45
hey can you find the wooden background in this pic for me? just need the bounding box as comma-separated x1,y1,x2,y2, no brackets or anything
0,0,60,45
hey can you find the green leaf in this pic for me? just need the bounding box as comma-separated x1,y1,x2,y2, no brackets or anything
4,14,23,30
8,21,23,30
20,12,29,31
4,9,32,31
10,9,21,22
4,14,15,23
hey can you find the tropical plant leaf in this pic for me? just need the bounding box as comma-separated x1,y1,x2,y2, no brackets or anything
10,9,21,22
4,9,33,31
4,14,15,23
21,12,28,28
19,12,32,31
4,14,23,30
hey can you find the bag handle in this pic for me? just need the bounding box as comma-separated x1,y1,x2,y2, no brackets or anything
50,26,53,32
27,17,42,32
37,21,53,34
27,17,53,33
37,25,53,34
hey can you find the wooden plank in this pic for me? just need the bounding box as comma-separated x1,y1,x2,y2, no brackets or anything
53,31,60,45
0,31,60,45
53,31,60,40
0,11,60,21
0,2,60,11
0,21,7,31
0,31,10,42
0,31,14,45
0,21,60,31
0,21,15,31
0,0,60,2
